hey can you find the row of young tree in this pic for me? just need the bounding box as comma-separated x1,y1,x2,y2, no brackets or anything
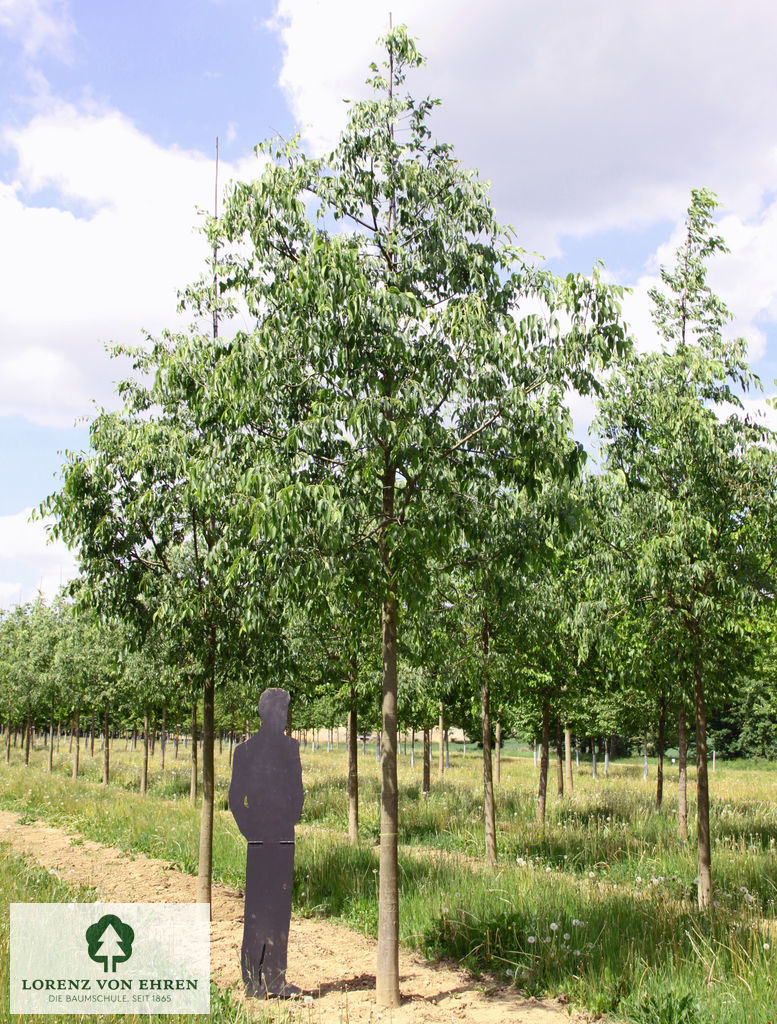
6,27,775,1007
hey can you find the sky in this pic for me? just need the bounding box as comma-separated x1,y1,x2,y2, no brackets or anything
1,0,777,608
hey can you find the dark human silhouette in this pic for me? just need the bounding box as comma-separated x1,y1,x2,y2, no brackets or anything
228,688,304,998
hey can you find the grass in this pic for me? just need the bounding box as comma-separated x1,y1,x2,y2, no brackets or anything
2,737,777,1023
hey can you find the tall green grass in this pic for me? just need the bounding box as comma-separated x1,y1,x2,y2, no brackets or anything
3,742,777,1023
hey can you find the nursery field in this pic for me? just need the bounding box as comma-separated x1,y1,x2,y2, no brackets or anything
1,740,776,1024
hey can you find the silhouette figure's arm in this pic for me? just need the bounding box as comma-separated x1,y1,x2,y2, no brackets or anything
228,745,251,838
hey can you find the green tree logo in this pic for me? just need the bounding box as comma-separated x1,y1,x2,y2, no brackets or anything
85,914,135,972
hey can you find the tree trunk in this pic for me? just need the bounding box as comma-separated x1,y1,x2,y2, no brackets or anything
48,713,54,772
72,710,80,780
536,702,550,825
410,727,415,768
604,737,610,777
656,691,666,809
6,709,12,763
160,706,167,771
24,701,31,766
678,704,688,841
591,738,597,778
103,707,110,785
56,720,60,752
348,684,359,845
555,716,564,798
197,630,216,906
190,703,198,804
694,657,712,909
90,710,95,758
438,701,445,780
150,712,156,758
643,736,649,780
140,704,149,795
228,729,234,767
564,722,573,794
376,559,400,1006
422,726,430,794
481,618,497,865
495,720,502,786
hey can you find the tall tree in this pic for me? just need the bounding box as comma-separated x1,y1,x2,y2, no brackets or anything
595,188,777,909
216,27,625,1004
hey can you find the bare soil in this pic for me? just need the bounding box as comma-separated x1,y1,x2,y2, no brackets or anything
0,810,583,1024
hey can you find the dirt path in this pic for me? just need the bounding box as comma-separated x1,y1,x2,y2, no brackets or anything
0,810,582,1024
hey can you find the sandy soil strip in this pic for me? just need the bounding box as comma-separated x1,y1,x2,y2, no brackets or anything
0,810,581,1024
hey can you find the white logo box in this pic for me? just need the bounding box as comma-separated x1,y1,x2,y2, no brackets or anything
11,903,210,1015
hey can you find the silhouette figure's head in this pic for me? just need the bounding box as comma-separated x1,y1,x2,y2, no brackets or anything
257,688,290,733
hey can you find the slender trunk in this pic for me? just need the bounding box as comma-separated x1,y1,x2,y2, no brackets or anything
410,727,415,768
555,716,564,797
150,713,156,758
348,683,359,844
495,720,502,786
197,628,216,906
643,736,649,780
190,703,198,804
160,706,166,772
575,737,580,767
564,722,573,793
140,704,149,795
481,618,497,865
694,656,712,909
536,702,550,825
591,738,597,778
228,729,234,767
438,701,445,780
103,707,110,785
377,550,400,1005
533,739,538,769
90,710,95,758
72,710,80,780
130,725,136,753
6,707,12,763
24,701,31,765
604,737,610,777
445,729,450,769
656,692,666,809
422,726,430,794
56,720,60,752
48,713,54,772
678,704,688,840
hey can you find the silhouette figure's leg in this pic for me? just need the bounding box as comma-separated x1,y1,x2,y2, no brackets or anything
242,843,266,995
260,842,296,996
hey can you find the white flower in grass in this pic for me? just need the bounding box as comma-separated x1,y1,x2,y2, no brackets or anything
588,871,595,879
527,935,536,944
764,943,770,951
563,933,570,941
573,950,581,957
550,922,559,931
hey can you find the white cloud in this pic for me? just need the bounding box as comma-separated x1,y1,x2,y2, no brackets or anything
0,508,77,609
0,102,262,426
269,0,777,257
0,0,74,61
